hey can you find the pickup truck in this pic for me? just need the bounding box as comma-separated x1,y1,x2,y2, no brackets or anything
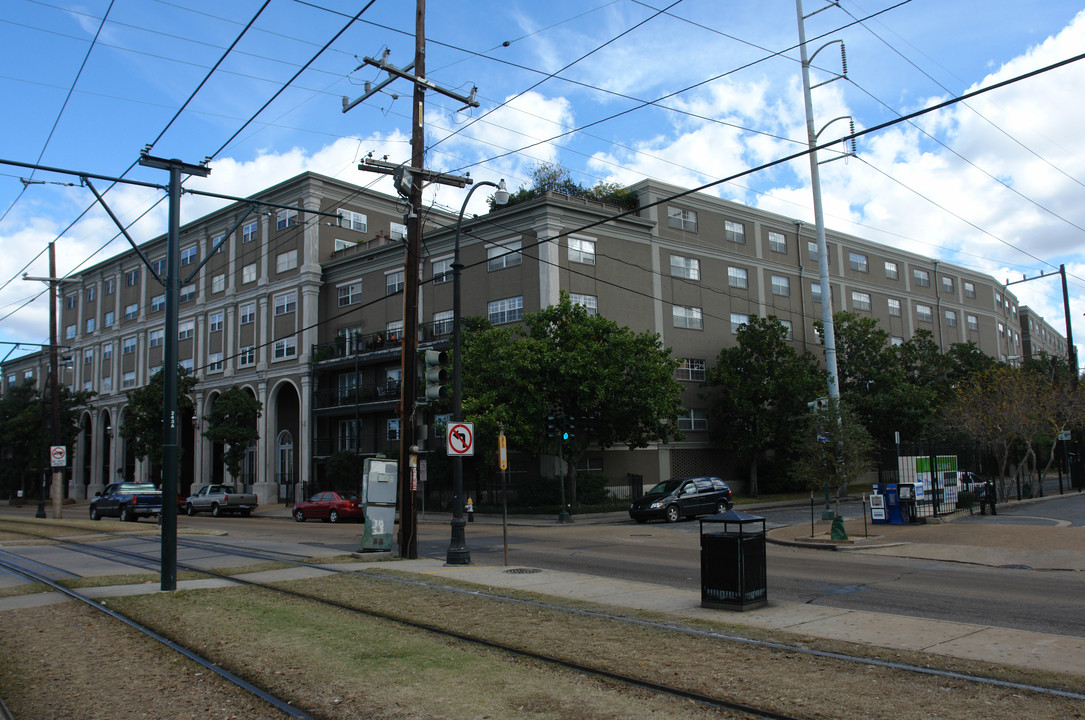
89,482,162,522
184,484,258,517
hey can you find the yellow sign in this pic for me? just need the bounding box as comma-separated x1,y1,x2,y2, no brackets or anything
498,433,507,471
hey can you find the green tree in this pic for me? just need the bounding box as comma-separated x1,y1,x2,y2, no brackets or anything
461,293,685,500
118,367,198,480
789,398,876,494
201,386,262,479
702,315,825,496
491,162,637,211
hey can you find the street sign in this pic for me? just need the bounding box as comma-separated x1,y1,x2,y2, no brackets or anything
447,422,474,456
50,446,67,468
1059,430,1072,441
499,433,507,470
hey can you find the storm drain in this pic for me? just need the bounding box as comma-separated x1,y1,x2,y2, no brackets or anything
505,568,543,575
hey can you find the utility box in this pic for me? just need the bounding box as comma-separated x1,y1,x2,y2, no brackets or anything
700,510,767,611
360,458,398,552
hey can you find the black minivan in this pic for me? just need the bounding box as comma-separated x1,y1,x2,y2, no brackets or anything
628,476,733,523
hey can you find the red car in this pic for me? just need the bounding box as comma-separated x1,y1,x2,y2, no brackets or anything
293,491,364,523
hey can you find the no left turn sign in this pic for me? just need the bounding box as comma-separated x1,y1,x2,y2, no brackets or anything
446,422,474,456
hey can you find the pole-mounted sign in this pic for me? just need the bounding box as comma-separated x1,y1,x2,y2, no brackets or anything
447,422,474,456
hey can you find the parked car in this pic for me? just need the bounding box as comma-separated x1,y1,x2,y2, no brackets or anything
629,476,733,523
89,482,162,522
293,491,364,523
185,484,259,517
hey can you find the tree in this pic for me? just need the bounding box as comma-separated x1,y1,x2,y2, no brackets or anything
702,315,825,496
491,162,638,211
461,293,685,500
118,367,198,480
201,386,262,480
788,398,876,494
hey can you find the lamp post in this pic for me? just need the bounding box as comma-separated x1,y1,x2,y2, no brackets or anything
447,178,507,565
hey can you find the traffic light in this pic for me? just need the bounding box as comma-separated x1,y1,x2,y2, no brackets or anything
564,415,575,442
423,350,448,401
546,414,557,439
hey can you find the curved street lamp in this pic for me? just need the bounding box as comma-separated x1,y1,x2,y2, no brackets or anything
447,178,508,565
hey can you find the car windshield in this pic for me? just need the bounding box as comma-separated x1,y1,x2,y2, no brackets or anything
119,483,158,493
646,479,683,495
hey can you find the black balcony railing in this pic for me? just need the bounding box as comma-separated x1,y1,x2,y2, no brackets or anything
311,322,447,364
312,433,400,458
312,381,401,410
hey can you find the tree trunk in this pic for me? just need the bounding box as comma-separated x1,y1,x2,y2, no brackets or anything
747,454,759,498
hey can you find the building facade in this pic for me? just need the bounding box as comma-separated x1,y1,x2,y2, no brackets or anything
2,172,1064,501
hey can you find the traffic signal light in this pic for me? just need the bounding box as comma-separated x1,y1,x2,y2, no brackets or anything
564,415,575,441
423,350,448,401
546,414,557,439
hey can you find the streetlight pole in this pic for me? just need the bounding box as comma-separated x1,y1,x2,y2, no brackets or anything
447,179,507,566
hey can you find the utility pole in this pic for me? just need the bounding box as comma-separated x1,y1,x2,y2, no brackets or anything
345,0,478,560
1005,265,1077,380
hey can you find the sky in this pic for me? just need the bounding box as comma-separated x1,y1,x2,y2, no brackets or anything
1,0,1084,365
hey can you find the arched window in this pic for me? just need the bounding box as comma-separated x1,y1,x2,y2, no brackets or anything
277,430,294,487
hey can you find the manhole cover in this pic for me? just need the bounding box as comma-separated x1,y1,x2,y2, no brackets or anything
505,568,542,575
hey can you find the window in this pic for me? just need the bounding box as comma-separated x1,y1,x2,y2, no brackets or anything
916,304,933,322
337,282,362,307
387,418,401,442
849,252,868,272
941,276,954,294
385,320,403,341
488,296,524,324
338,419,360,451
180,245,197,266
913,269,930,287
888,298,902,317
86,286,96,303
6,374,14,385
151,294,165,312
808,241,820,260
891,336,904,347
964,281,976,298
123,336,136,355
149,329,164,348
211,274,225,293
125,268,139,286
771,275,790,296
730,313,749,334
386,270,404,295
273,337,297,359
945,310,958,327
239,346,256,367
811,283,823,303
101,376,112,393
996,292,1003,306
24,370,33,381
104,310,114,328
487,240,522,271
209,311,224,333
211,234,225,254
276,207,298,229
676,358,706,382
243,221,258,243
851,291,871,311
124,303,138,320
667,206,697,232
725,220,745,244
179,284,196,303
338,209,367,232
276,250,297,273
178,320,194,340
768,231,787,253
274,291,296,315
727,267,748,289
677,408,708,431
998,321,1005,336
102,343,112,361
967,314,979,331
208,352,223,372
570,293,598,315
672,305,702,330
568,237,596,265
884,261,898,280
83,349,93,365
65,293,77,309
334,238,355,252
152,258,167,277
389,222,407,240
123,371,137,388
104,278,114,295
670,255,700,280
85,317,96,333
433,310,453,336
780,319,794,339
65,324,76,339
240,302,255,324
242,264,256,283
180,358,193,373
432,258,452,284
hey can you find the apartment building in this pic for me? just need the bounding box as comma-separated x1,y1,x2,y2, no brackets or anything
2,172,1060,501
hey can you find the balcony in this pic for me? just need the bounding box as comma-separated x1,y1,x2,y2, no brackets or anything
311,322,447,365
312,433,400,459
313,381,401,411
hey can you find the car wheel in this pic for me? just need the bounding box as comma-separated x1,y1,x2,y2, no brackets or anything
120,505,133,522
185,504,195,516
294,509,306,522
664,504,680,523
714,501,727,515
89,506,100,521
211,503,221,518
329,510,339,524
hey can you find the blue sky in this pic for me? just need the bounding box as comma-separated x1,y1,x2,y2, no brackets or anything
2,0,1085,363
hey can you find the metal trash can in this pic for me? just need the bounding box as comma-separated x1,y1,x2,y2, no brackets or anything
700,510,767,611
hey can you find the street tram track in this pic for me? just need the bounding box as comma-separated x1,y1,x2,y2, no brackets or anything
3,522,1085,711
